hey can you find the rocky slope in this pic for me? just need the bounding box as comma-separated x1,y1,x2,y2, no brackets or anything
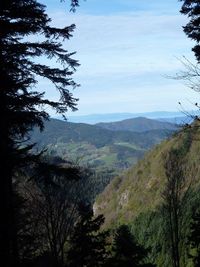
95,122,200,228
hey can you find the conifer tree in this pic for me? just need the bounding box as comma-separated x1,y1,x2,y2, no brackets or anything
0,0,79,265
107,225,155,267
67,203,108,267
180,1,200,62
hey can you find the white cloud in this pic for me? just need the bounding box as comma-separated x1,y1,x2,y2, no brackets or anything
48,10,194,77
36,3,197,115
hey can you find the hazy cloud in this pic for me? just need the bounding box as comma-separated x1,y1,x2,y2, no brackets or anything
38,0,196,115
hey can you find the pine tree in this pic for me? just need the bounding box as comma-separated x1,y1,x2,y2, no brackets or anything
0,1,79,265
67,203,108,267
180,0,200,61
107,225,155,267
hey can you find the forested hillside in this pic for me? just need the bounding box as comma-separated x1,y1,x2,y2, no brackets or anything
95,121,200,266
96,117,178,132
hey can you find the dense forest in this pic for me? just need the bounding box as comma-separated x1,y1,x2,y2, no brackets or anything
1,1,200,267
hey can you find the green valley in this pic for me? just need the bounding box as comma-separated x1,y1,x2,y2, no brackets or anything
31,118,177,178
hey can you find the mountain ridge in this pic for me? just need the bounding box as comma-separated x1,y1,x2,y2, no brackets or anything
94,122,200,228
96,117,178,132
30,117,177,183
61,111,194,124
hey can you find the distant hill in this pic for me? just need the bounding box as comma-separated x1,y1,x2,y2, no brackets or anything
32,118,174,148
157,116,193,125
31,118,177,179
63,111,190,124
96,117,178,132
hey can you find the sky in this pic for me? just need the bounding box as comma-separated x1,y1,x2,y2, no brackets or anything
39,0,199,116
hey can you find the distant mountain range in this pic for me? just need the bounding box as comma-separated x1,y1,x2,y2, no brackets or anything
56,111,197,124
31,117,178,179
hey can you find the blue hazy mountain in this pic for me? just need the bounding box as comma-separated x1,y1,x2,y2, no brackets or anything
96,117,178,132
55,111,194,124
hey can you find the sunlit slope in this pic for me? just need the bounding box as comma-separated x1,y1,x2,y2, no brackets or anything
95,123,200,227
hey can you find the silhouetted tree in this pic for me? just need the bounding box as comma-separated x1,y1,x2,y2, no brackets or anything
13,185,41,265
0,0,79,265
24,158,90,266
13,156,90,267
106,225,155,267
69,0,80,12
67,203,108,267
24,174,79,266
172,1,200,103
180,0,200,62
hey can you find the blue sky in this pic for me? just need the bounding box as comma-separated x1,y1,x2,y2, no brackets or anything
39,0,198,116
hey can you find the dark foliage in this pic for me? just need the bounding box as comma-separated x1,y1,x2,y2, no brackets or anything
61,0,80,12
180,0,200,61
12,156,96,267
106,225,155,267
188,209,200,266
67,203,108,267
0,0,79,265
23,163,82,266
